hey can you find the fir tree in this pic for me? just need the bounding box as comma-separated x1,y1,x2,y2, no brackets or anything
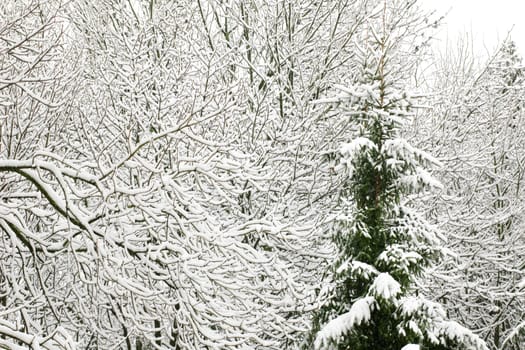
306,1,489,349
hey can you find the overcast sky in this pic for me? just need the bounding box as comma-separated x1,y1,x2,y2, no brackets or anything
420,0,525,57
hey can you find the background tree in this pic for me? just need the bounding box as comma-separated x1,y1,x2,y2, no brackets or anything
415,38,525,350
2,0,310,348
0,1,77,349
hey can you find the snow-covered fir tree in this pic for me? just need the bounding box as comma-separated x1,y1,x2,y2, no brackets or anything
306,1,489,349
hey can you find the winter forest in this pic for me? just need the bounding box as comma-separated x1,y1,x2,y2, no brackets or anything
0,0,524,349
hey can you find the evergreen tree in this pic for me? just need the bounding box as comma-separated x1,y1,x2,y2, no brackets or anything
307,1,488,349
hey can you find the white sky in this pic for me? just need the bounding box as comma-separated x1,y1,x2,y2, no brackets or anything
419,0,525,57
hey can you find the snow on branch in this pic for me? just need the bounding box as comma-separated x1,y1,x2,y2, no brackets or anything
368,272,401,300
0,320,75,350
314,297,375,350
339,137,378,177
